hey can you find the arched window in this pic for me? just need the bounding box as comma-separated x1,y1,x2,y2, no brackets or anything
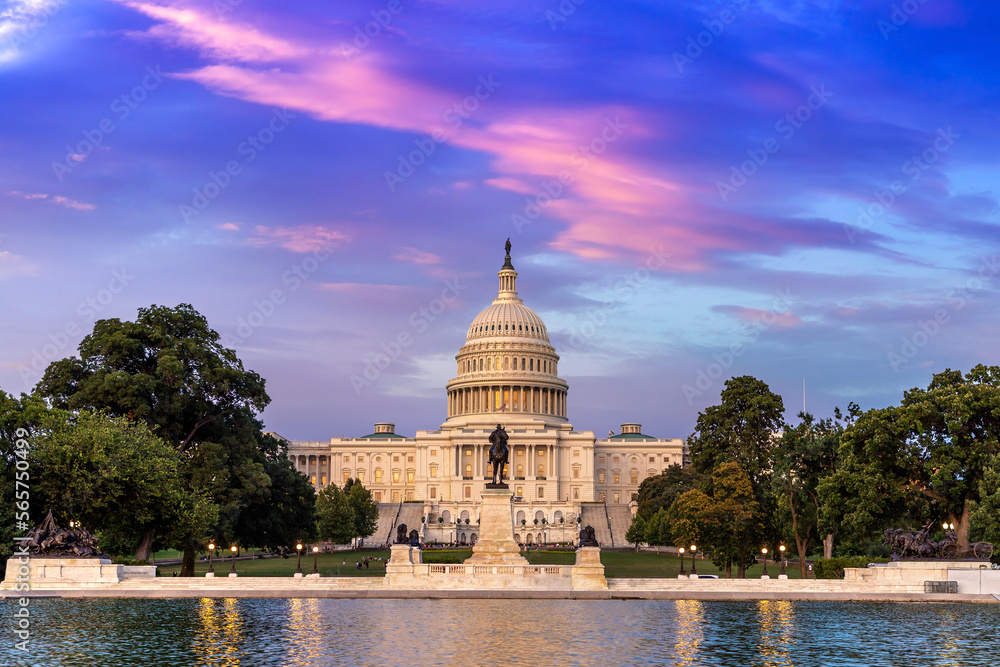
630,469,638,484
465,464,472,478
357,470,365,483
375,468,383,483
442,510,451,523
529,359,533,371
504,357,509,370
521,357,525,370
516,464,523,478
479,358,483,371
488,358,493,370
537,463,545,477
460,510,470,523
516,510,526,524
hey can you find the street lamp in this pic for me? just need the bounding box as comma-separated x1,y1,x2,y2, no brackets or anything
761,547,769,578
229,545,238,576
678,547,687,576
943,522,955,531
312,546,319,575
690,545,697,576
779,544,786,577
207,542,215,577
295,543,303,576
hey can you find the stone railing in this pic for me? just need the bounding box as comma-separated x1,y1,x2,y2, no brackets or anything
426,564,566,577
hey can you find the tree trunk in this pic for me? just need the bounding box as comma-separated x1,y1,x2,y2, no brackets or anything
180,544,196,577
135,530,155,563
954,505,971,552
789,492,810,579
726,562,732,578
823,533,833,559
737,564,745,578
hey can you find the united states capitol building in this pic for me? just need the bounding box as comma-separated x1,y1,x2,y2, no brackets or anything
282,243,685,547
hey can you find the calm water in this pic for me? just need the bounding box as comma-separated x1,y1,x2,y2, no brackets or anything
2,598,998,666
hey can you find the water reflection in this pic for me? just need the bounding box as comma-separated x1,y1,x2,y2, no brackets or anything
6,599,1000,666
756,600,794,667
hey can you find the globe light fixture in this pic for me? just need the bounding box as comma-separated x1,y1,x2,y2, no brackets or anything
678,547,686,576
779,544,786,576
761,547,769,578
230,545,238,576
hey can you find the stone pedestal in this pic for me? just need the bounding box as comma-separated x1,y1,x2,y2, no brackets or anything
761,574,770,580
465,488,528,565
293,572,303,578
0,558,157,590
205,572,215,578
778,574,788,580
571,547,607,590
228,573,238,578
689,573,699,580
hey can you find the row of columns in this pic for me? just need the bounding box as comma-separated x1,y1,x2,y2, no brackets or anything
299,454,331,486
447,385,566,418
451,444,560,482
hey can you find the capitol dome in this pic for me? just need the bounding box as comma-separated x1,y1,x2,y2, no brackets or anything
445,241,568,424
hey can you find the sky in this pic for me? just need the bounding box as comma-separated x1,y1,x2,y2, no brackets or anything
1,0,998,441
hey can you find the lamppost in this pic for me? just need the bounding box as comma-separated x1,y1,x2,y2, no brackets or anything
690,545,697,576
312,546,319,575
943,522,955,531
779,544,787,578
678,547,687,577
229,545,238,577
207,542,215,577
761,547,769,578
295,543,303,576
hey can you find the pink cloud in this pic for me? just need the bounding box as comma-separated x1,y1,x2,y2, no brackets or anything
714,305,802,328
392,247,441,265
7,191,95,211
247,225,348,253
217,222,240,231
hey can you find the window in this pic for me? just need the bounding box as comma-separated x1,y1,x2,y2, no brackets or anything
573,450,580,457
599,456,605,463
393,470,400,483
630,469,638,484
521,358,525,369
598,472,605,484
408,456,413,463
465,464,472,478
613,457,620,463
375,468,383,483
320,474,327,485
343,470,350,484
465,486,471,498
394,456,399,463
358,456,364,462
310,474,316,484
537,464,545,477
599,492,606,502
649,456,655,463
407,470,414,483
516,464,523,478
430,464,437,478
357,470,365,483
537,486,544,498
572,465,580,479
391,490,399,502
613,472,620,484
663,456,669,462
374,491,381,502
572,487,580,500
465,449,472,456
613,492,620,503
537,449,544,457
343,456,350,462
405,490,413,501
430,449,437,456
430,487,437,499
516,486,523,497
529,359,533,370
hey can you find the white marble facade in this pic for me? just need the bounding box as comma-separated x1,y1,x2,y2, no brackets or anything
283,244,685,544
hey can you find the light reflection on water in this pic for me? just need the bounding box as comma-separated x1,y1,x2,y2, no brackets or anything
3,598,999,666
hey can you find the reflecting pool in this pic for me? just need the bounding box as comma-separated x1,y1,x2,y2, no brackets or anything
2,598,998,666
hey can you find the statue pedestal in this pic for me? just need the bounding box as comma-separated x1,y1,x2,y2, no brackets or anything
465,488,528,565
571,546,607,590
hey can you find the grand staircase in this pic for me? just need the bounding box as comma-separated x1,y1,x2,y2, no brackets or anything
370,503,402,546
606,505,634,547
579,504,613,547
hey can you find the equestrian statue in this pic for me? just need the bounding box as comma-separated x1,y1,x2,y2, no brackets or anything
487,423,509,487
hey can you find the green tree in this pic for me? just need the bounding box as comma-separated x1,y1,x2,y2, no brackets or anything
315,484,356,545
34,304,312,574
346,480,379,545
625,514,646,550
705,462,765,577
820,366,1000,552
969,454,1000,557
667,488,712,552
773,410,846,576
635,464,700,521
32,410,207,558
0,392,50,572
643,508,671,554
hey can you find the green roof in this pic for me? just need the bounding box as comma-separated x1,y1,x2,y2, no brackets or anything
607,432,656,440
358,432,406,439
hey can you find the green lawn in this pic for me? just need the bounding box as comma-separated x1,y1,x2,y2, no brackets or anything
154,548,805,579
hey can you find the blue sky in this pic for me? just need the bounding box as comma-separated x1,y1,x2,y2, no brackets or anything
1,0,998,440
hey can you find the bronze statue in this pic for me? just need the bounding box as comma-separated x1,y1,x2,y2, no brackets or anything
24,510,106,558
487,423,509,487
884,523,993,560
395,523,408,545
578,525,599,548
408,529,420,547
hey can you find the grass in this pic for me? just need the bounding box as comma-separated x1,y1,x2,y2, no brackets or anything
154,548,806,579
